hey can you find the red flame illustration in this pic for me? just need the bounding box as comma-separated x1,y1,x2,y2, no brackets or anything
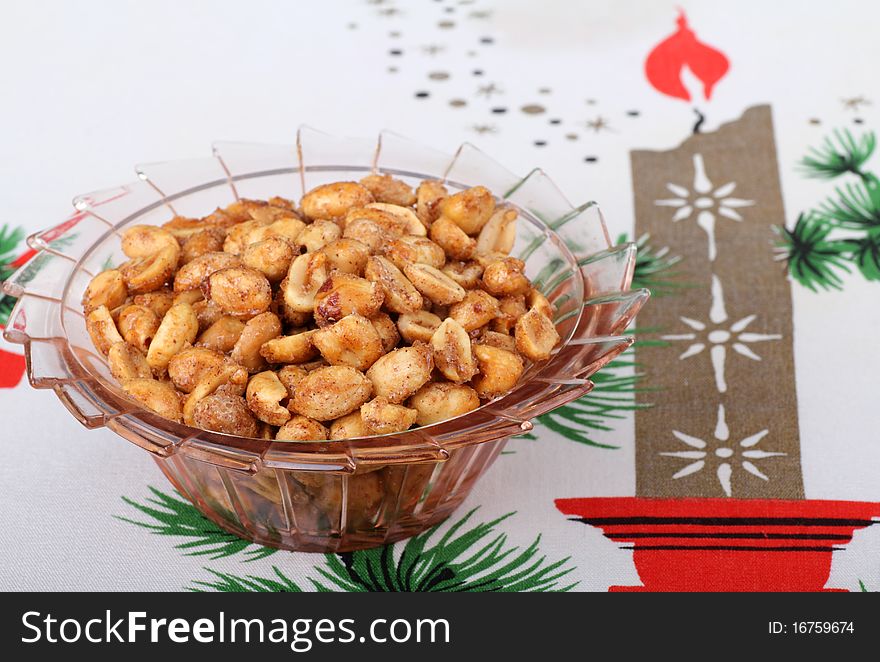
645,10,729,102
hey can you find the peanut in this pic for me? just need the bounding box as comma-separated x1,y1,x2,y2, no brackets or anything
168,346,226,393
364,256,422,314
312,314,383,371
291,365,373,420
475,206,518,255
86,305,125,355
120,244,179,294
173,252,241,292
329,410,369,439
230,311,282,371
320,238,370,275
441,260,483,289
365,202,426,236
397,310,442,344
282,252,329,312
314,273,385,326
416,180,447,226
121,378,183,423
383,235,446,271
366,343,433,403
342,218,388,253
482,257,530,297
241,236,296,282
121,225,178,258
360,173,416,206
370,312,400,353
260,329,319,365
276,415,329,441
403,263,466,305
192,392,259,437
514,308,560,361
83,269,128,313
246,371,292,426
449,289,500,331
408,382,480,426
197,316,245,353
360,397,417,434
204,266,272,317
116,304,160,353
431,318,478,383
297,220,342,253
108,342,151,381
430,215,476,260
471,344,524,398
301,181,374,220
181,228,225,264
146,302,199,373
438,186,495,235
277,365,309,398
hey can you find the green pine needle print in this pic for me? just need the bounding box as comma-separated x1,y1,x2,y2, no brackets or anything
121,488,576,592
118,486,277,561
0,224,26,327
619,233,692,297
780,129,880,290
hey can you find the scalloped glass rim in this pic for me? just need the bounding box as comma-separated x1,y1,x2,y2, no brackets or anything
2,128,646,472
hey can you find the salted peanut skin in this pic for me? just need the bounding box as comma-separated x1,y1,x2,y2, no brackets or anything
121,378,183,422
471,344,524,398
291,366,373,421
431,318,478,383
83,270,128,313
108,342,151,381
311,314,383,371
86,305,125,355
366,343,433,404
192,393,258,437
246,371,291,426
276,416,329,441
204,266,272,317
301,181,374,220
515,308,560,361
409,382,480,426
360,397,417,434
231,311,282,371
146,302,199,373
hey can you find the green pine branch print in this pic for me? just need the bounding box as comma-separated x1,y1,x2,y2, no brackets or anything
0,224,26,327
779,129,880,290
118,486,277,561
121,488,577,592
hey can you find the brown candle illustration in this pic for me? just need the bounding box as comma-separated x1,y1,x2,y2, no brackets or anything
631,104,803,498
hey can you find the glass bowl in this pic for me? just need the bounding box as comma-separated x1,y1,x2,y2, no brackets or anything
2,128,647,552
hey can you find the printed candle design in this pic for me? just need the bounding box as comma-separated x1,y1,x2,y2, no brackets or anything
631,105,804,498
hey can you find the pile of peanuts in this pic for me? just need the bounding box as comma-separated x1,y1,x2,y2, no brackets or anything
83,174,560,441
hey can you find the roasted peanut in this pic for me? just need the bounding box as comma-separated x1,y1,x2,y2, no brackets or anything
361,397,417,434
183,360,249,424
231,311,282,371
121,225,178,258
360,173,417,206
397,310,442,344
268,196,296,210
314,272,385,326
475,206,518,255
370,312,400,353
276,415,329,441
345,206,408,236
329,410,369,439
192,299,224,331
120,245,179,294
86,305,125,355
482,257,530,297
272,290,313,328
320,238,370,275
167,346,226,393
366,343,433,403
364,256,422,314
197,316,245,353
301,181,374,220
408,382,480,426
311,314,383,370
146,302,199,373
277,365,309,397
259,329,318,364
173,252,241,292
441,260,483,289
282,252,329,312
449,289,500,331
431,318,478,383
224,198,268,223
83,269,128,313
246,371,291,426
478,329,518,353
205,266,272,317
116,304,160,353
403,263,466,305
342,218,388,253
192,392,259,437
492,295,527,334
430,215,476,260
416,180,447,226
248,204,299,225
121,378,183,423
291,365,373,420
296,220,342,253
162,215,212,239
241,236,296,282
133,289,175,318
222,219,264,255
108,342,151,381
181,228,225,263
526,287,554,320
383,235,446,271
365,203,426,236
514,308,560,361
438,186,495,235
471,344,524,398
258,217,307,244
173,289,204,306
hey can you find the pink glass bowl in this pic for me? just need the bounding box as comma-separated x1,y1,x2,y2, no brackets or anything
2,129,647,552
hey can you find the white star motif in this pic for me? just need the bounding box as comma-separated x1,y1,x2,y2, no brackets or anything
661,404,785,496
661,276,781,393
655,153,754,261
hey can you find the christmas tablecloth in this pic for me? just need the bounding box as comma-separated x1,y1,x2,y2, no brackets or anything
2,0,879,592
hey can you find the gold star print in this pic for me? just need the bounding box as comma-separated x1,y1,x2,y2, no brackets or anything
477,83,503,98
841,96,871,112
422,44,445,55
585,116,611,133
471,124,497,134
